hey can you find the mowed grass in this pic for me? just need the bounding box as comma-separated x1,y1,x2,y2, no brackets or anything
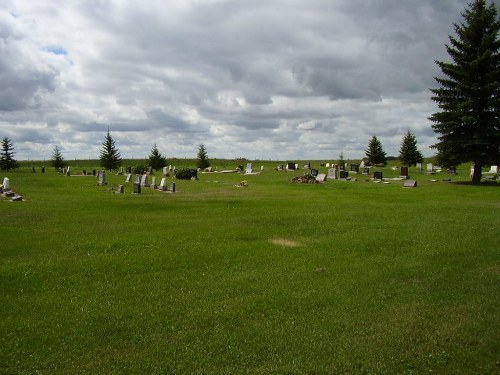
1,162,499,374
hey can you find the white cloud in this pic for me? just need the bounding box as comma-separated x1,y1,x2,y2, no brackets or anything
1,0,497,160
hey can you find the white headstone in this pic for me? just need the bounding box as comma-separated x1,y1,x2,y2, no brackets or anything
160,177,167,190
360,160,365,168
151,176,156,188
125,173,132,183
98,171,107,186
140,174,149,187
427,163,433,172
326,163,330,168
260,165,264,171
163,167,168,176
316,173,327,182
245,163,253,174
2,177,10,191
327,168,337,179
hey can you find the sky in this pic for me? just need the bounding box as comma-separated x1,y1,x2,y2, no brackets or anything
1,0,499,161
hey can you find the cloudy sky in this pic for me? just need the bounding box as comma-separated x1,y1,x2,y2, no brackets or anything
1,0,498,161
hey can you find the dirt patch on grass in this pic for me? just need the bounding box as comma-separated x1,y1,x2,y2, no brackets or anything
270,238,302,247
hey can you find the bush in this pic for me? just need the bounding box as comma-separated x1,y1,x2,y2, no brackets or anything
175,168,193,180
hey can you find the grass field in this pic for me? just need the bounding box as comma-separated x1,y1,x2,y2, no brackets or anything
1,161,499,374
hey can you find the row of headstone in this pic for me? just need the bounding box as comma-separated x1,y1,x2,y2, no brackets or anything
30,166,46,173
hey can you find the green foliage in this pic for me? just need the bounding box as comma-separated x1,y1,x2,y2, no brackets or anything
196,144,210,169
0,164,498,374
365,135,387,166
338,152,345,165
0,137,19,171
175,167,194,179
430,0,500,183
398,130,423,166
148,144,167,170
50,145,66,170
99,130,122,170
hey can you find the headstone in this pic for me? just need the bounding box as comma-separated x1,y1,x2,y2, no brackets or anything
163,167,168,176
140,174,149,187
170,182,176,192
66,166,70,176
189,169,198,179
350,164,359,173
119,167,123,175
116,185,124,194
403,180,417,188
295,163,299,170
2,177,10,191
373,171,383,180
363,167,370,175
325,163,330,168
339,170,349,179
260,165,264,171
126,166,132,174
92,169,96,176
400,166,409,179
147,166,153,173
316,173,327,182
360,160,365,168
151,176,156,189
427,163,433,172
97,171,107,186
340,164,345,171
304,163,311,169
125,173,132,183
32,167,35,173
416,162,422,170
159,178,167,191
327,168,337,179
310,169,319,177
245,163,253,174
287,162,296,170
133,183,141,194
41,166,45,173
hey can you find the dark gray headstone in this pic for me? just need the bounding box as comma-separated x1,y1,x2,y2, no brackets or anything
339,170,349,179
170,182,176,192
400,166,409,178
310,169,319,177
374,171,383,180
133,183,141,194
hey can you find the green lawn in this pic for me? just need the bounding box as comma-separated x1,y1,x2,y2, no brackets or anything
1,161,499,374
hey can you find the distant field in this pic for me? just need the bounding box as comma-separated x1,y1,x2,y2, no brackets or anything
1,160,499,374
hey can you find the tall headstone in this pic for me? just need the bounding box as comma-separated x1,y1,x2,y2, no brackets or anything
133,183,141,194
159,178,167,191
2,177,10,191
140,174,149,187
350,164,359,173
41,166,45,173
339,170,349,179
163,167,168,176
400,166,409,179
116,185,124,194
245,163,253,174
170,182,176,192
97,171,107,186
125,173,132,183
151,176,156,189
66,166,70,176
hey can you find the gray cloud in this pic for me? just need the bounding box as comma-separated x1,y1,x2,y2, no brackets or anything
1,0,498,160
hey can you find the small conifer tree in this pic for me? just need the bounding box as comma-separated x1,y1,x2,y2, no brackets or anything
148,144,167,170
51,145,66,170
99,129,122,170
398,130,423,166
196,144,210,170
0,137,20,171
365,135,387,166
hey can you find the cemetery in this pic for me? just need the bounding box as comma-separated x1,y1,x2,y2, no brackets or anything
0,159,499,374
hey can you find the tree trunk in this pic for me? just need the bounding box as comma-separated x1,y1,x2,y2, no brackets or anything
472,163,482,184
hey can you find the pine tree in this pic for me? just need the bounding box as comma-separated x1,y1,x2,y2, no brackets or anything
0,137,20,171
148,144,167,170
365,135,387,166
99,130,122,170
196,144,210,170
430,0,500,184
398,130,424,166
51,146,65,170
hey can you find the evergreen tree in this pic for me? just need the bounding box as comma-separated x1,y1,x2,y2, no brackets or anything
148,144,167,170
430,0,500,184
99,130,122,170
365,135,387,166
0,137,20,171
51,145,65,170
196,144,210,170
398,130,424,166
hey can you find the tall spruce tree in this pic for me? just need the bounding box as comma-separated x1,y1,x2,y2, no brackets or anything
365,135,387,166
399,130,424,166
51,145,65,170
99,129,122,170
430,0,500,184
0,137,20,171
196,144,210,170
148,144,167,170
